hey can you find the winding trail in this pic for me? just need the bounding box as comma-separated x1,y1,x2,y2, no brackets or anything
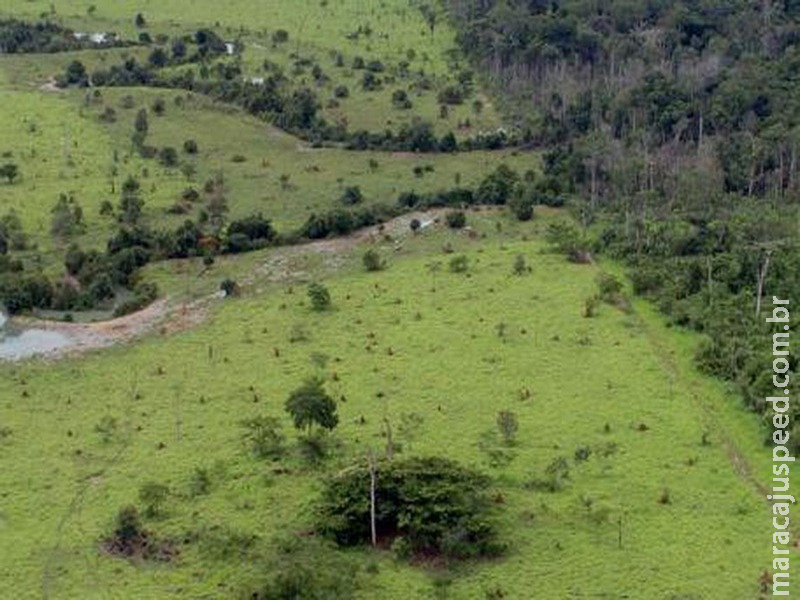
9,209,451,360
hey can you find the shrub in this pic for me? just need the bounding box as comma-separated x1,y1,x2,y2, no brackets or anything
307,282,331,311
496,411,518,445
449,255,468,273
438,85,465,105
317,456,504,559
240,416,286,460
340,186,363,206
248,537,358,599
220,278,239,297
334,84,349,98
445,211,466,229
139,481,169,518
183,139,198,154
158,146,178,167
362,249,385,272
512,254,527,276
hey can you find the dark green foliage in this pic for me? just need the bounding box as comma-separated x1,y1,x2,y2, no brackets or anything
476,165,519,205
317,456,504,560
220,278,239,297
0,19,125,54
133,109,148,141
340,186,363,206
445,210,466,229
307,282,331,311
50,193,85,237
362,248,385,272
226,213,275,251
449,255,469,273
0,163,18,184
158,146,178,167
248,536,358,600
284,377,338,434
391,89,412,109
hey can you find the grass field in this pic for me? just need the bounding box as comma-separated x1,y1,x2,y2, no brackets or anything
0,2,790,599
0,211,778,598
0,0,502,135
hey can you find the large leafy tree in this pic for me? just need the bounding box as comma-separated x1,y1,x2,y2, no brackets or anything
284,378,338,434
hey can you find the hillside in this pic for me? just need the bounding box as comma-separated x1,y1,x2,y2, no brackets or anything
0,2,791,599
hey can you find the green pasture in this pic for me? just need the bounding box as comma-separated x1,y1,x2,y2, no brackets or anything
0,212,777,599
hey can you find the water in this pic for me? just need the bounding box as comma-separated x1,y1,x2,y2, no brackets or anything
0,311,75,361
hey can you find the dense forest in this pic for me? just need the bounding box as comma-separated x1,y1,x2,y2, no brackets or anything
445,0,800,448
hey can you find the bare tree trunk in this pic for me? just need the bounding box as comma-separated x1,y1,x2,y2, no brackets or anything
756,251,772,319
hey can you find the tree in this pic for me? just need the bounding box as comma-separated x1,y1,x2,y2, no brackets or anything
0,163,18,184
307,282,331,311
284,377,338,434
134,12,146,28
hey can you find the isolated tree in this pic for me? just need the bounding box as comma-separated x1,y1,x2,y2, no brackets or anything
134,12,146,28
0,163,18,184
307,282,331,311
284,377,338,434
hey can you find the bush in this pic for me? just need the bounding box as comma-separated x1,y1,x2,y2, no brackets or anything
362,248,385,272
183,139,198,154
437,85,465,105
158,146,178,167
445,211,466,229
334,84,349,98
240,416,286,460
449,255,469,273
317,456,504,559
220,278,239,297
512,254,528,275
139,481,169,518
248,537,358,600
307,282,331,311
340,186,363,206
